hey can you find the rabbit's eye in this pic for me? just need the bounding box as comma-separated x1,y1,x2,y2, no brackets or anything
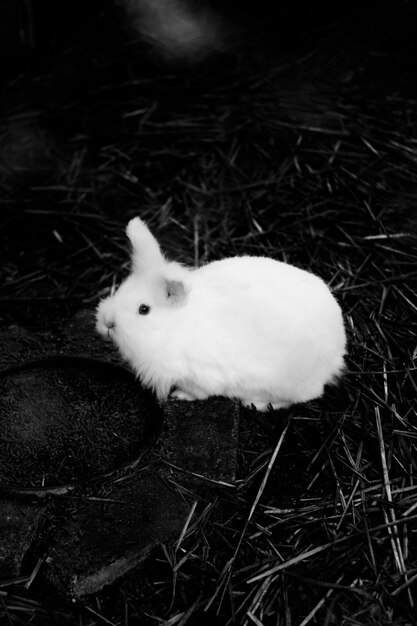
138,304,151,315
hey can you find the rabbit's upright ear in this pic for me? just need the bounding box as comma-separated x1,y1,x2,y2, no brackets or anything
164,279,187,305
126,217,165,273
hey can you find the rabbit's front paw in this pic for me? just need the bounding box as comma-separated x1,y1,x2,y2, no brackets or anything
242,400,269,412
242,399,291,412
170,389,197,402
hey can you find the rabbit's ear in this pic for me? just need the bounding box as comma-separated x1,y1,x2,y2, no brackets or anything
126,217,165,274
164,279,187,305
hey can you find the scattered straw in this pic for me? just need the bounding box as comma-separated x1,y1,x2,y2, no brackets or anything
1,7,417,624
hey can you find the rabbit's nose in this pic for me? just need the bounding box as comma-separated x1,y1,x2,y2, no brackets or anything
104,315,116,331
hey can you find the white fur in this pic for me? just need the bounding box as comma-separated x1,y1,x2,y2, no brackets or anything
96,217,346,411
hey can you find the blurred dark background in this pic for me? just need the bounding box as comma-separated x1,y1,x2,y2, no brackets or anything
1,0,416,80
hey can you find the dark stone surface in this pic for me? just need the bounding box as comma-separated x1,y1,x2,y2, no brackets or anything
160,397,239,483
0,499,44,578
0,357,159,490
44,471,189,598
0,308,116,368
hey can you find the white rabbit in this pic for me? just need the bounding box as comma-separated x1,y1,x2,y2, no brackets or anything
96,217,346,411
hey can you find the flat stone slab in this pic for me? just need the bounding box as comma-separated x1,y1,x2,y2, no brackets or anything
0,357,159,492
0,306,240,597
161,397,239,483
0,499,44,579
44,470,189,598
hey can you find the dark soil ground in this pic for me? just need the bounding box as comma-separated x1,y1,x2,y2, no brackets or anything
1,1,417,624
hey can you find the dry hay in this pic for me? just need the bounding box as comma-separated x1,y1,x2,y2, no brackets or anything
0,13,416,626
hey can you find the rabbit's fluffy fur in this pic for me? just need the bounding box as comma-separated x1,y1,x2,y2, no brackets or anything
96,217,346,411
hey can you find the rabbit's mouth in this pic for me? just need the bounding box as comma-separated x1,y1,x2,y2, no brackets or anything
95,306,117,341
105,328,113,342
95,319,115,342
